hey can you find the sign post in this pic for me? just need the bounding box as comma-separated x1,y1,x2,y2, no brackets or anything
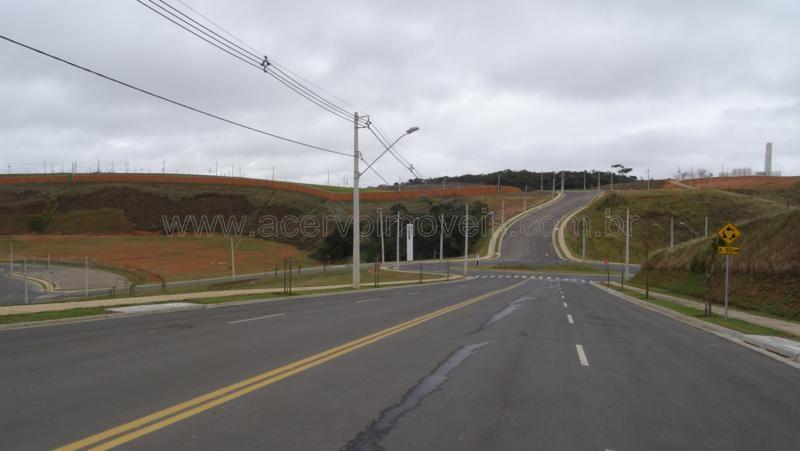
716,222,743,320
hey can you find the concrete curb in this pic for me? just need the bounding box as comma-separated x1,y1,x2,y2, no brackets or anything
553,192,604,262
591,281,800,370
0,276,472,331
8,273,56,292
605,281,800,338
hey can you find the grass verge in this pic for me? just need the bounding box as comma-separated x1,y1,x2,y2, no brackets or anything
0,307,109,325
613,286,795,338
487,263,605,275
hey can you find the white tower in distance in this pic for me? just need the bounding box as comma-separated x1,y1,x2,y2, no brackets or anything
764,142,773,176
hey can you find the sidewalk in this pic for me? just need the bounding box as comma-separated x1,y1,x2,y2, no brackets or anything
0,275,461,316
606,281,800,337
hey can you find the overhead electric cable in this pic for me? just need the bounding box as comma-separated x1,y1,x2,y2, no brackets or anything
0,34,348,157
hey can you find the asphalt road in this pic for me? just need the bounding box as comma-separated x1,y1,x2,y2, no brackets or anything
1,192,797,449
1,276,798,450
498,191,597,264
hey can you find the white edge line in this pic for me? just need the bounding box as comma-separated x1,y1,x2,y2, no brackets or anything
227,312,285,324
354,298,382,304
576,344,589,366
567,314,574,324
563,302,568,307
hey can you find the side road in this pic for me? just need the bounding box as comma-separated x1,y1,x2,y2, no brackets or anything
0,275,461,316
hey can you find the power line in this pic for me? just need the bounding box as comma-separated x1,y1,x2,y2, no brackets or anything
139,0,358,124
141,0,368,125
173,0,365,114
0,33,349,157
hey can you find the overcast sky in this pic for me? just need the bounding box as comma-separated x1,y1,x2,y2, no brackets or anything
1,0,798,185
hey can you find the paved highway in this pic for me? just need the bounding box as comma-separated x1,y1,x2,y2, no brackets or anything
1,276,798,450
1,192,797,450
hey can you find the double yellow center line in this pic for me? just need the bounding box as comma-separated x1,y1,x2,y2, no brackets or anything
58,280,527,450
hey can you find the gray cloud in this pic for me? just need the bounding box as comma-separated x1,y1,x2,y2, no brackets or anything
0,0,798,182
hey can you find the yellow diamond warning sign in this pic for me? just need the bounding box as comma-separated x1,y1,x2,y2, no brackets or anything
717,222,742,245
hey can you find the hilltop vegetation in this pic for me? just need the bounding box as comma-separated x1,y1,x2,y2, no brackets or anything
633,209,800,319
564,189,786,263
0,179,545,281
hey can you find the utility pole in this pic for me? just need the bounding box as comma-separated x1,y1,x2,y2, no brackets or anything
352,112,361,289
463,204,469,276
215,161,218,176
561,171,565,193
582,217,587,261
624,209,630,280
647,169,651,190
272,166,275,181
551,172,555,197
670,217,674,248
162,158,165,174
378,208,385,266
496,174,500,192
396,210,401,269
23,257,28,304
501,200,505,223
597,172,600,192
583,171,586,190
84,256,89,297
229,237,237,280
439,213,444,262
540,173,543,191
610,172,614,191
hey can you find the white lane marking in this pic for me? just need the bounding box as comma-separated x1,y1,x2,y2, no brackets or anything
563,302,568,307
227,313,285,325
406,291,421,295
567,314,574,324
576,344,589,366
354,298,382,304
514,275,520,278
561,295,565,299
489,275,496,279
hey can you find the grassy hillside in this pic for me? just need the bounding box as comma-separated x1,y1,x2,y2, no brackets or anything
564,189,787,263
0,182,544,282
632,210,800,319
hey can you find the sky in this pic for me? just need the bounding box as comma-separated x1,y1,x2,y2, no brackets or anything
1,0,798,186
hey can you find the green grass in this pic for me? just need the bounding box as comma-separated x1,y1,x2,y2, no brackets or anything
487,263,605,275
207,266,438,290
622,289,795,338
564,189,784,264
0,307,109,325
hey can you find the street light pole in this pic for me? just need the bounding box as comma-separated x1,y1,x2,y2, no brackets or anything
625,209,630,279
353,112,361,289
463,204,469,276
396,210,401,269
355,123,419,285
378,208,385,266
439,213,444,262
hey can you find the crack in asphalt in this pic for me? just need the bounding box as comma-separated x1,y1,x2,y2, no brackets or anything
342,341,491,451
471,296,535,334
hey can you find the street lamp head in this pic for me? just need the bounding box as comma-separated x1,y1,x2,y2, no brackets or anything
405,126,419,134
